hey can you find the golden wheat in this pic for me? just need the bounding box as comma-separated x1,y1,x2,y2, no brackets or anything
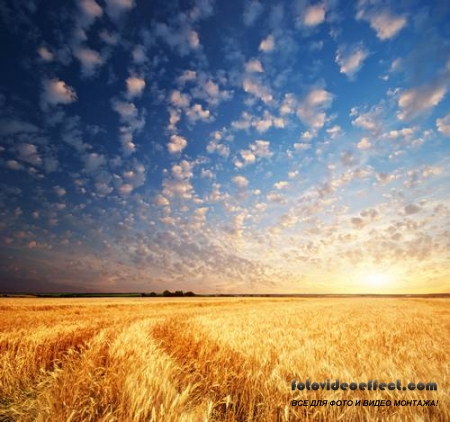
0,298,448,421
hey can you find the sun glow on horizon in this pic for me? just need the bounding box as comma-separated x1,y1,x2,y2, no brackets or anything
365,271,394,290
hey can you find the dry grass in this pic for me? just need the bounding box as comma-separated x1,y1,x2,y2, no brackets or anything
0,297,448,421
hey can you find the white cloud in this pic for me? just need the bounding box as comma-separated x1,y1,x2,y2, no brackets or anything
0,119,39,135
238,150,256,166
170,90,190,108
436,114,450,136
297,88,333,130
193,207,209,222
112,100,142,127
54,186,67,197
237,140,272,167
274,181,289,190
303,3,326,27
370,12,406,40
357,7,407,40
336,43,369,79
168,134,188,154
206,139,229,157
17,143,42,166
232,112,251,130
84,153,106,173
79,0,103,27
100,30,119,45
204,79,220,97
131,46,148,64
120,133,136,156
189,77,232,107
351,106,383,133
280,93,296,115
243,78,272,103
390,58,402,73
350,217,365,229
105,0,135,19
294,143,311,150
200,168,214,179
189,0,214,21
37,46,54,62
41,79,77,109
326,125,342,138
301,131,314,141
111,99,145,155
251,140,272,158
154,195,170,207
341,151,358,167
357,137,371,150
189,30,200,49
233,175,249,189
273,117,285,128
254,117,272,133
375,172,395,184
126,76,146,98
168,109,180,131
186,104,211,123
398,80,447,121
123,164,146,189
155,22,201,56
422,166,442,178
230,212,247,237
266,192,285,203
245,59,264,73
162,160,194,199
6,160,24,171
74,47,104,77
44,156,59,173
404,204,421,215
207,182,227,203
243,0,263,27
259,34,275,52
178,70,197,85
118,183,134,195
232,110,277,133
386,127,415,139
95,181,113,196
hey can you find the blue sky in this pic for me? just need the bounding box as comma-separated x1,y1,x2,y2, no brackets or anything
0,0,449,293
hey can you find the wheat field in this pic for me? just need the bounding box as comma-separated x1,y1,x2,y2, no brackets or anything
0,297,448,421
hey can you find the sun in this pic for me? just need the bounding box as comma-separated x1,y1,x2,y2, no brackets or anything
366,272,391,289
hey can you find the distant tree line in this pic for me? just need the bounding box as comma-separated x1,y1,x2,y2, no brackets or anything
26,292,197,298
141,290,195,297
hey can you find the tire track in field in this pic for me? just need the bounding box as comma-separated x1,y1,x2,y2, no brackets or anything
0,315,150,421
151,316,289,422
0,322,112,422
34,317,201,422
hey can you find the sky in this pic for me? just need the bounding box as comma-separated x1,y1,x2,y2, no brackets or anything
0,0,449,294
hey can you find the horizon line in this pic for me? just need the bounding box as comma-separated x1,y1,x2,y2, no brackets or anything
2,292,450,297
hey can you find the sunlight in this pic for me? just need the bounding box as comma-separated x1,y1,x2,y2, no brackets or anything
366,272,392,289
